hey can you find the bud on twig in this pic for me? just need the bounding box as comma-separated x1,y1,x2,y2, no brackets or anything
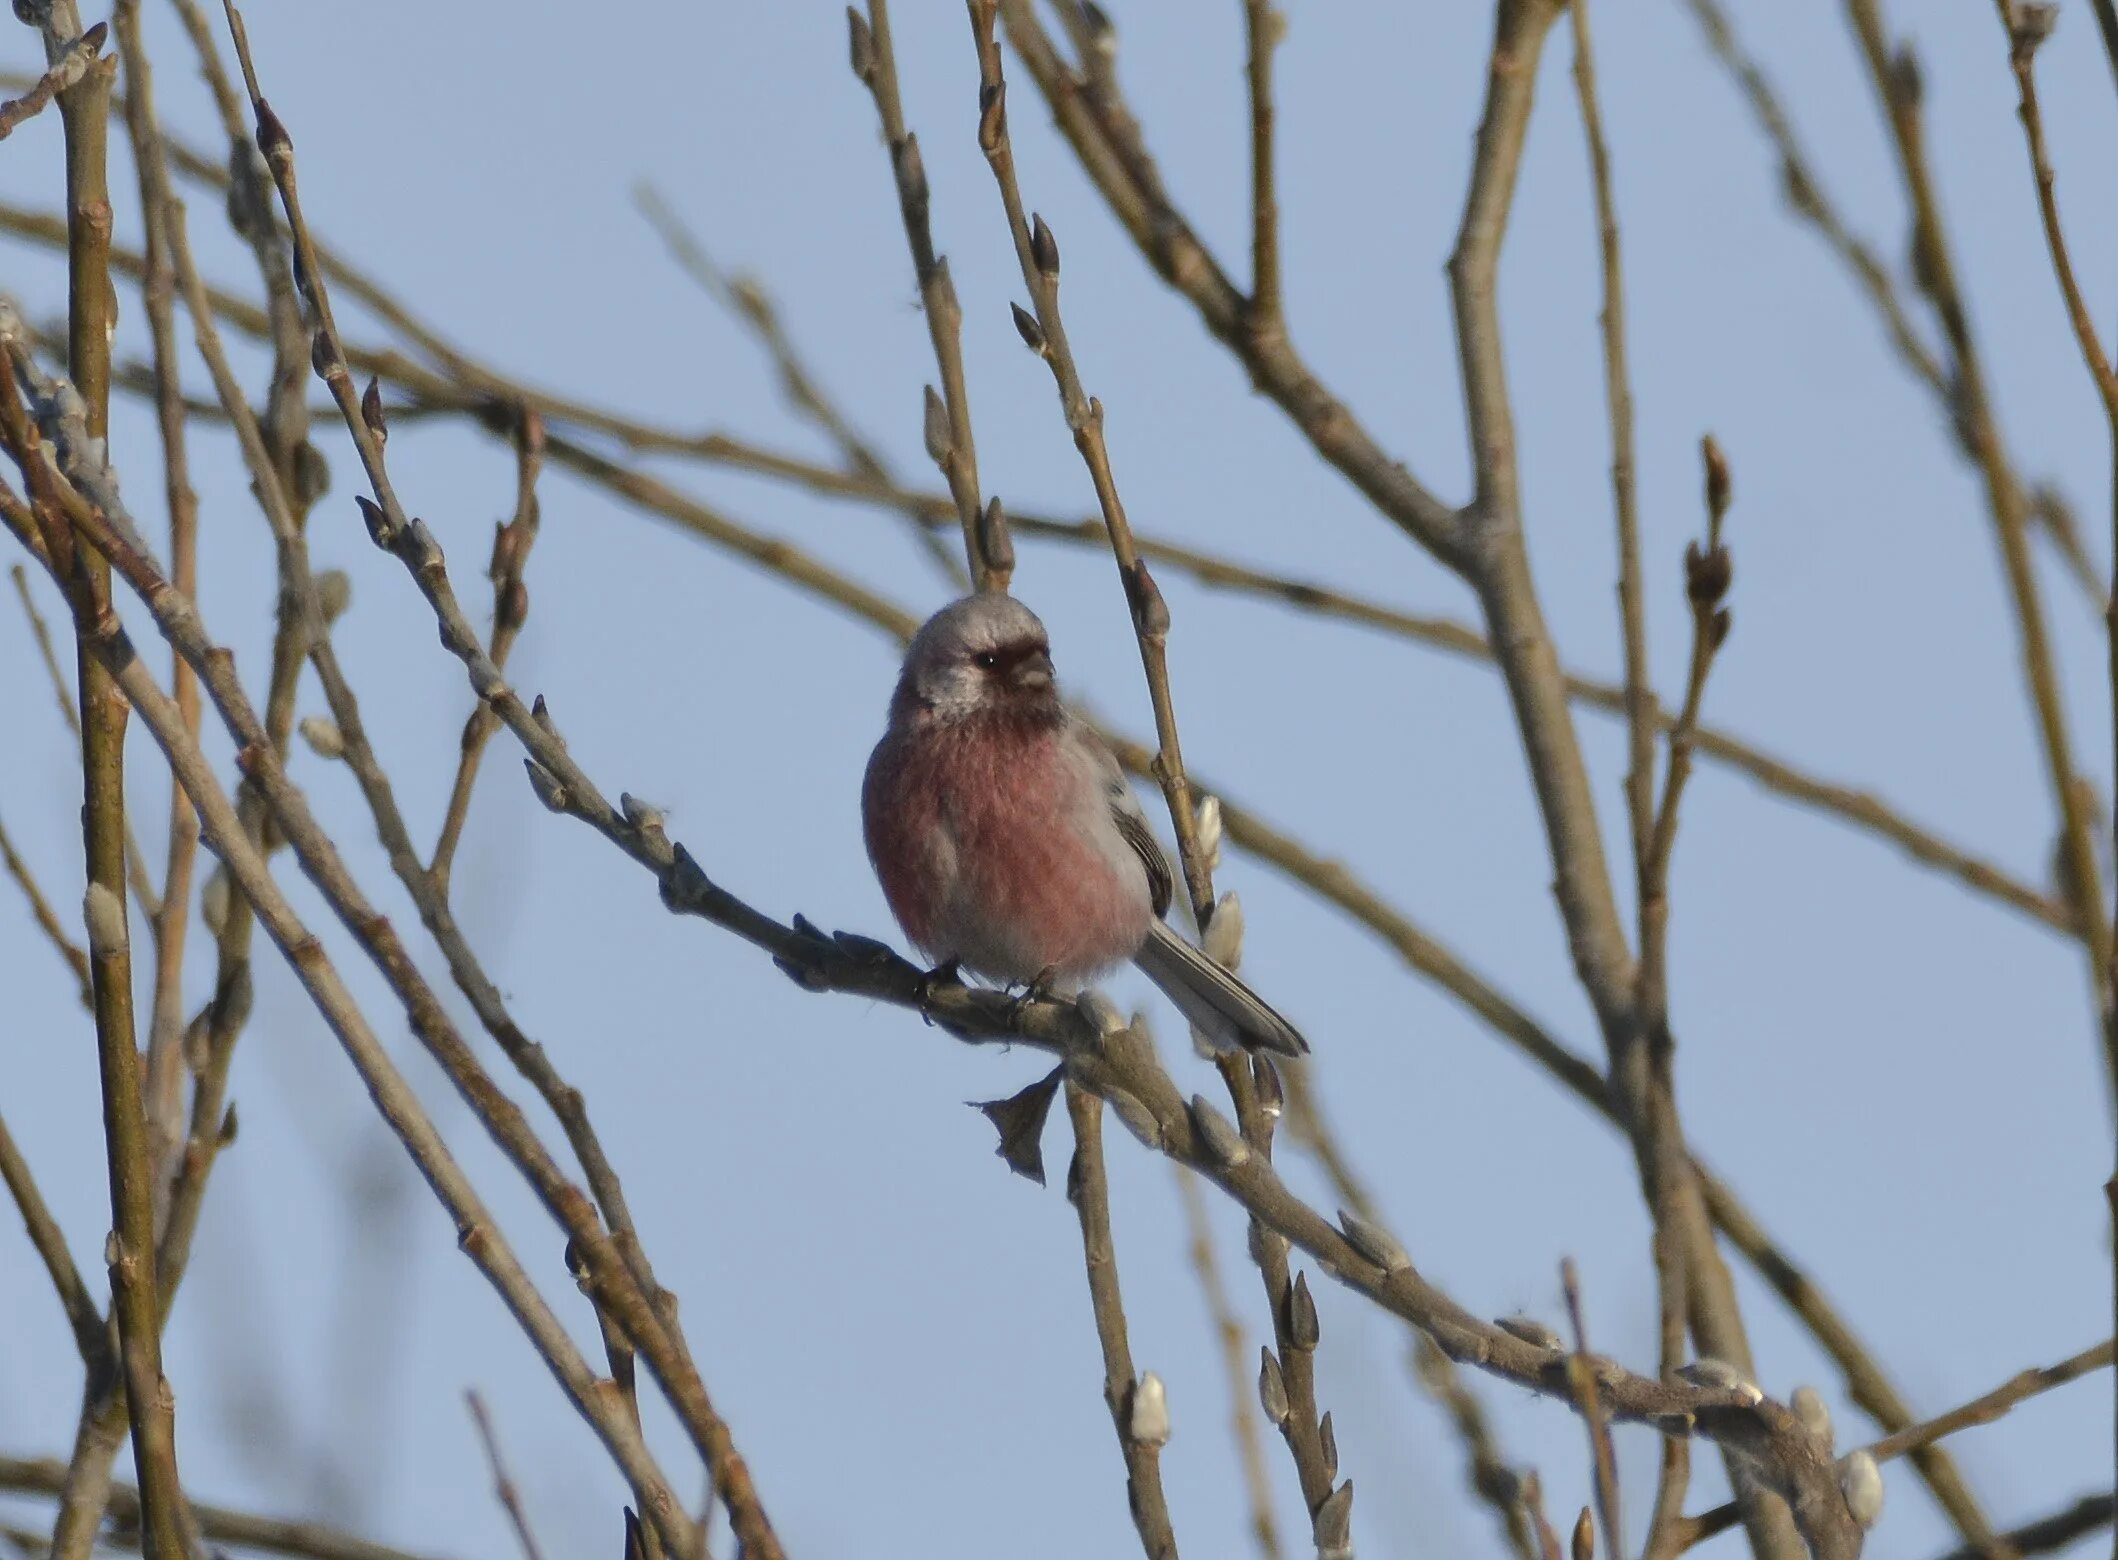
254,97,291,165
896,133,928,216
355,494,392,548
1838,1449,1884,1528
524,759,567,813
1337,1208,1410,1274
1675,1358,1763,1405
360,376,387,443
1009,301,1046,356
1572,1507,1595,1560
1251,1052,1282,1119
1126,558,1169,639
1102,1086,1162,1150
315,568,352,624
83,883,126,958
1313,1481,1354,1558
978,496,1014,576
846,6,876,84
1287,1272,1320,1350
1257,1347,1289,1427
1190,1095,1249,1167
1030,212,1060,278
298,715,345,760
1791,1385,1833,1448
1700,433,1731,523
1497,1315,1564,1351
201,867,231,937
1202,891,1244,968
1318,1410,1338,1482
1128,1372,1170,1447
922,385,952,466
977,81,1005,152
1193,793,1222,871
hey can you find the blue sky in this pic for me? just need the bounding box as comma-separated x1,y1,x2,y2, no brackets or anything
1,3,2113,1556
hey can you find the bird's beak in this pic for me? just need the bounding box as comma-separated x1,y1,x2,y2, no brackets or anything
1014,649,1055,690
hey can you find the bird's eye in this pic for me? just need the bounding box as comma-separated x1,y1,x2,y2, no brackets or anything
973,651,999,670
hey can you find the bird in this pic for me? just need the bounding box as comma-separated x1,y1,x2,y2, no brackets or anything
862,591,1308,1057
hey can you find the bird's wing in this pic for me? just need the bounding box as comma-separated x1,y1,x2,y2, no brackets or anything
1082,728,1175,919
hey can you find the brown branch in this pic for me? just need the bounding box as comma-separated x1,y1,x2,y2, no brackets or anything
0,169,1992,1552
1679,0,2100,610
1559,1261,1623,1560
1277,1067,1538,1560
429,407,544,892
0,184,2068,945
210,16,786,1549
1173,1167,1283,1559
466,1391,549,1560
969,0,1211,922
1242,0,1282,330
9,560,160,920
992,0,1461,557
18,388,1862,1555
1065,1086,1181,1559
1993,5,2118,429
10,8,188,1546
1989,11,2118,1438
1680,1338,2113,1549
0,482,704,1560
0,1454,459,1560
1569,0,1653,891
0,20,103,140
0,1110,109,1371
1840,0,2114,1124
0,809,93,1006
1932,1492,2113,1560
1224,1056,1338,1528
848,0,999,588
111,0,206,1219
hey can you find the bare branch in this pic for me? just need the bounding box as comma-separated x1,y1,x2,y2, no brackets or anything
1065,1085,1180,1558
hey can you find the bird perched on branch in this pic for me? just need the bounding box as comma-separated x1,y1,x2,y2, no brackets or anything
863,592,1307,1057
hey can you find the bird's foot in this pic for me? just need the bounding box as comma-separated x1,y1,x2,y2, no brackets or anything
920,957,966,1010
1005,966,1062,1024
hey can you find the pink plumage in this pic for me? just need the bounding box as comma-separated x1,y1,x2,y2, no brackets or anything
862,593,1307,1056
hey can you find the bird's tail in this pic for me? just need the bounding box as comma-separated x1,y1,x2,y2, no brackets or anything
1132,920,1308,1057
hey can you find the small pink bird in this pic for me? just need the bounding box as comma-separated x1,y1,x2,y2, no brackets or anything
863,593,1307,1057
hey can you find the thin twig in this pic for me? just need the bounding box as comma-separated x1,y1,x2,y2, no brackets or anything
212,15,786,1547
849,0,1000,587
1559,1261,1623,1560
1278,1067,1537,1560
1932,1492,2113,1560
0,180,2068,944
0,21,103,141
0,170,1986,1549
1679,1338,2113,1548
1242,0,1281,331
10,8,188,1545
0,1454,458,1560
429,407,544,892
1173,1167,1283,1559
0,1111,108,1370
1065,1086,1180,1558
1679,0,2100,608
111,0,206,1216
8,561,159,920
1988,7,2118,1456
0,479,704,1560
969,0,1210,920
465,1392,549,1560
0,812,92,1006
